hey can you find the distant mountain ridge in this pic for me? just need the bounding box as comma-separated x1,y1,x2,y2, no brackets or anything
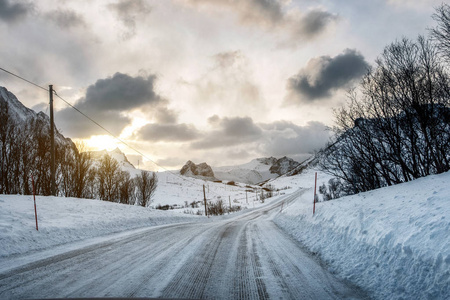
179,156,300,185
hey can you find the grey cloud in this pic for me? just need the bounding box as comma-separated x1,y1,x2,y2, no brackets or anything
154,106,178,124
293,9,338,39
287,49,369,103
259,120,331,155
192,116,330,161
55,72,161,138
81,72,159,112
0,0,30,23
192,116,262,149
193,50,263,112
56,109,130,138
137,123,199,142
108,0,151,39
238,0,283,25
183,0,337,42
46,9,86,29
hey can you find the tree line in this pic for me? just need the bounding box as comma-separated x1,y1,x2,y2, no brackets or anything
319,4,450,197
0,104,157,206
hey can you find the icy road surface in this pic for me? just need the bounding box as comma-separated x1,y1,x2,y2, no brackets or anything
0,190,366,299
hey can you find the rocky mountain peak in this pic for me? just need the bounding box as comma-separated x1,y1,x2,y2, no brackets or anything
180,160,216,180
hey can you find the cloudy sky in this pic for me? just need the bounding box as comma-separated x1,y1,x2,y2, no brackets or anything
0,0,444,169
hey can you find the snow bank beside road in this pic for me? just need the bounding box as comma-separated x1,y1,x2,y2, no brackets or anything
0,195,199,258
273,169,450,299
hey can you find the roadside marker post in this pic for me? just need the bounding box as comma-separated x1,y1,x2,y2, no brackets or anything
203,184,208,218
313,172,317,215
31,175,39,231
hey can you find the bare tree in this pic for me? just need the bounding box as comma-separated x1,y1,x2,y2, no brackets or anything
321,34,450,194
118,171,135,205
135,170,158,207
431,4,450,60
97,154,121,202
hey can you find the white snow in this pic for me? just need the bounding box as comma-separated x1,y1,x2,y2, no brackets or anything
272,168,450,300
0,195,202,258
0,163,448,299
213,157,279,184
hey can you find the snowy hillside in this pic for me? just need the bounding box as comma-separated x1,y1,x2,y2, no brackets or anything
212,156,299,184
271,168,450,300
89,147,137,173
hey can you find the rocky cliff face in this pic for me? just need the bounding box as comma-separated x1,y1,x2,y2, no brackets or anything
180,160,216,180
0,86,74,147
269,156,299,175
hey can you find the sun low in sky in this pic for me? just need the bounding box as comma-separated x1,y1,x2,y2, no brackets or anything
0,0,443,169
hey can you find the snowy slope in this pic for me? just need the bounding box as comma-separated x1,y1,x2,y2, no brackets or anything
213,157,279,184
0,169,270,258
89,147,137,173
0,195,201,258
271,168,450,300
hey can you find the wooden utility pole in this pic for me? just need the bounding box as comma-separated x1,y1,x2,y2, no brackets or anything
203,184,208,217
49,85,56,196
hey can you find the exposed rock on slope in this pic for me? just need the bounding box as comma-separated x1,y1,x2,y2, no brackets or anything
180,161,216,180
0,86,74,147
269,156,299,176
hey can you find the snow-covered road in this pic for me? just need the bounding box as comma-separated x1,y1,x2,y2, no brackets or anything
0,190,366,299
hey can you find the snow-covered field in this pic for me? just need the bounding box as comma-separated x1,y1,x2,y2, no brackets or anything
0,170,272,259
272,168,450,300
0,195,201,258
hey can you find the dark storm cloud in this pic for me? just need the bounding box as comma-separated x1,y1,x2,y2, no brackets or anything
0,0,30,23
192,116,263,149
287,49,369,103
46,9,86,29
108,0,151,39
137,123,200,142
55,72,161,138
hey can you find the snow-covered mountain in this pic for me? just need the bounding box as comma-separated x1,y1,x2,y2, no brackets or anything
0,86,73,147
212,156,300,185
89,148,137,173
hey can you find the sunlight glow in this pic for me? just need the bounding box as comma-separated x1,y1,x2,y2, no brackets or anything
79,135,122,152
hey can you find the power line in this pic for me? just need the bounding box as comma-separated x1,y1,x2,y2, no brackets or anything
0,66,285,199
53,91,223,194
0,67,48,92
0,66,210,191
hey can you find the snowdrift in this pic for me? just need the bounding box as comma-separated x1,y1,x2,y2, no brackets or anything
273,169,450,300
0,196,199,258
